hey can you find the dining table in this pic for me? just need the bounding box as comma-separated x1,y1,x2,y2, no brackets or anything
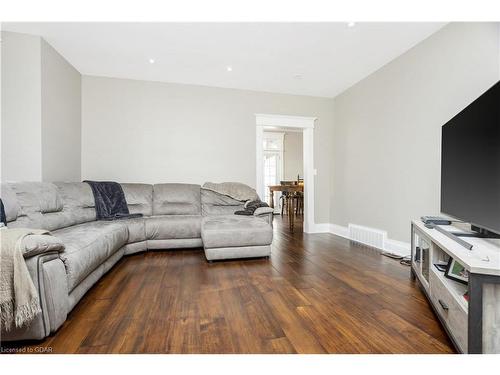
268,183,304,232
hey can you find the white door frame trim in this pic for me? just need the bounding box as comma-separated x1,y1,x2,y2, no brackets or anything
255,113,317,233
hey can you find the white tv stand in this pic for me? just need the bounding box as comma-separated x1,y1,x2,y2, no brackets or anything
411,220,500,353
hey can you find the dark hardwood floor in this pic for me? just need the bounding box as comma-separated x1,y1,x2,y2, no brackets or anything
4,215,455,354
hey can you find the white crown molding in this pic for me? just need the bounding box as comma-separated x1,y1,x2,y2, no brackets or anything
255,114,316,129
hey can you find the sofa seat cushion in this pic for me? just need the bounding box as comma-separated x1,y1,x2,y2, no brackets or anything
54,221,128,291
201,215,273,249
145,215,201,240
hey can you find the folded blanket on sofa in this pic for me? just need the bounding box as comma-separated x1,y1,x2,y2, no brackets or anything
0,228,48,331
84,181,142,221
202,182,260,202
234,200,270,216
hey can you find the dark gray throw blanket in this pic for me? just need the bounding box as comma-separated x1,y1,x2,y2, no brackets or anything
0,198,7,226
234,200,269,216
84,181,142,221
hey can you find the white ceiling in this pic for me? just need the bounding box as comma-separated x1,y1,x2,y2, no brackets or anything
2,22,445,98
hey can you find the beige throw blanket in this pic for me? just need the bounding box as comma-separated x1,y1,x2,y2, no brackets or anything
0,228,48,331
202,182,259,202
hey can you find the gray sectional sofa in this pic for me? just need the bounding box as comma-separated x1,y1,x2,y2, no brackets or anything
0,182,273,342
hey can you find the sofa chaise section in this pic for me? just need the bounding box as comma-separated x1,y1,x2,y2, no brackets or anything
201,215,273,261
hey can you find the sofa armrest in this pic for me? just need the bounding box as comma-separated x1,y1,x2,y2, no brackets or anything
1,251,69,341
253,207,274,226
2,233,67,341
22,234,65,258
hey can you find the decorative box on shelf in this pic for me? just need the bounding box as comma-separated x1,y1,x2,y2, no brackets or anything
411,220,500,354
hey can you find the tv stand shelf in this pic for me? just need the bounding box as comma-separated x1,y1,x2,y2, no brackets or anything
411,220,500,354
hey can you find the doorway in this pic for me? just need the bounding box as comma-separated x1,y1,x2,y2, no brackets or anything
262,130,304,216
255,114,316,233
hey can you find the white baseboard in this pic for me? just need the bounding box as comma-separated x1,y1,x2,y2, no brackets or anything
329,223,349,239
306,223,331,233
384,238,411,256
308,222,410,257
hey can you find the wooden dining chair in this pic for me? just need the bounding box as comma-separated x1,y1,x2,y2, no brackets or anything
294,192,304,216
279,181,295,216
295,177,304,216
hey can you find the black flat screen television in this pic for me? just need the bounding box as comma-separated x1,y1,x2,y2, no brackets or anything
441,81,500,235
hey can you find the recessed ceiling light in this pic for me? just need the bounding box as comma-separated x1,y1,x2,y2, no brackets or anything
148,58,155,64
226,66,233,72
347,22,356,28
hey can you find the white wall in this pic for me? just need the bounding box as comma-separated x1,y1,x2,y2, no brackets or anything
331,22,500,242
0,31,82,182
41,39,82,181
283,131,303,181
6,23,497,234
81,76,334,223
1,31,42,181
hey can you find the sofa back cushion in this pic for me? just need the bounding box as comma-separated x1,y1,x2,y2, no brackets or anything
200,189,245,216
121,183,153,216
5,182,96,231
54,182,97,226
153,183,201,216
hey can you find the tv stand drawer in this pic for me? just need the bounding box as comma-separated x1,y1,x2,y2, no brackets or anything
429,269,468,353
